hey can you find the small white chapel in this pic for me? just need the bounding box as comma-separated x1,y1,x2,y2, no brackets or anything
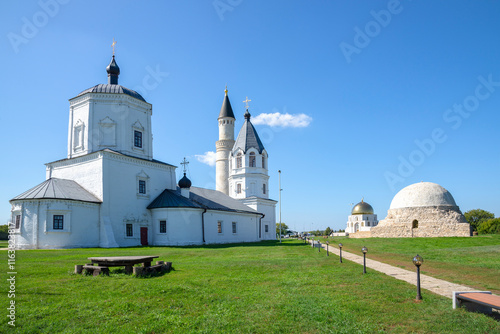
9,53,276,249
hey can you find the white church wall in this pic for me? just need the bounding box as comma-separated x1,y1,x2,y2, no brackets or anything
68,93,153,160
100,152,175,247
204,211,260,244
47,153,104,200
11,200,100,249
151,208,203,246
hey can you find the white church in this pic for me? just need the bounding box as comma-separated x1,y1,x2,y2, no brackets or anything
9,55,277,249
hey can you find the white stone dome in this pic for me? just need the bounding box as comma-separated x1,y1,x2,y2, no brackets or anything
389,182,457,210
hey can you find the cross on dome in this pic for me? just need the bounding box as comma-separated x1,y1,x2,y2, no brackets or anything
243,96,251,110
111,38,117,55
180,157,189,174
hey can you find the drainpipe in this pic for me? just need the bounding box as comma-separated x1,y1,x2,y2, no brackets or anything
201,209,207,243
259,213,265,239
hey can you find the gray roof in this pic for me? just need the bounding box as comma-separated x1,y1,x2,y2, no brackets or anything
11,178,101,203
218,94,235,119
149,186,259,215
233,117,265,153
77,84,146,102
147,189,203,209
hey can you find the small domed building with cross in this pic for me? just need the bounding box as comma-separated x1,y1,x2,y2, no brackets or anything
9,51,276,249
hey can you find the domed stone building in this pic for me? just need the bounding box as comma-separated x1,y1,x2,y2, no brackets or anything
346,200,378,237
371,182,471,238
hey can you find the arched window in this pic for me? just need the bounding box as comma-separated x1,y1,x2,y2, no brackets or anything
262,156,265,168
412,220,418,229
236,153,242,168
249,152,256,167
263,183,266,194
237,183,242,194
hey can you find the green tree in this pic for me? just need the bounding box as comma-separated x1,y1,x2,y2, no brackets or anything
464,209,494,231
0,224,8,240
477,218,500,234
276,222,289,236
324,227,332,236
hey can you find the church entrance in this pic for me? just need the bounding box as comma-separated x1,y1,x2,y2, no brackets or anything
140,227,148,246
355,223,359,232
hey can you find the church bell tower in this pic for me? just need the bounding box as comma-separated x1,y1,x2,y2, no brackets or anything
215,87,235,195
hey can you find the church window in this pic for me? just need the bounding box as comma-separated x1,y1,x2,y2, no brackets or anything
237,183,242,194
134,130,143,148
262,156,265,168
236,153,242,168
53,215,64,230
232,222,237,234
15,215,21,229
367,221,370,227
412,220,418,229
139,180,146,194
126,224,133,237
265,224,269,233
73,120,84,151
249,152,256,167
263,184,266,194
217,221,223,234
361,222,364,227
99,117,116,147
159,220,166,234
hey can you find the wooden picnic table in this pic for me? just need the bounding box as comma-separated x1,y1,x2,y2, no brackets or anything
88,255,159,268
81,256,160,275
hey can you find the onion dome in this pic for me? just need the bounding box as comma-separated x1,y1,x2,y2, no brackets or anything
178,173,192,189
106,55,120,85
351,200,374,215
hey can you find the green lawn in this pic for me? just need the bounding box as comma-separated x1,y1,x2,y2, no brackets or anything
316,235,500,294
0,240,8,248
1,240,499,333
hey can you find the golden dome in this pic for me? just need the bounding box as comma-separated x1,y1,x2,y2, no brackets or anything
351,200,374,215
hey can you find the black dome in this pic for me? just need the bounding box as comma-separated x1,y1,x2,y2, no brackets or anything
106,55,120,76
178,173,192,188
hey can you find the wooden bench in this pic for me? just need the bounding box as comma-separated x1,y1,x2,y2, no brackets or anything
82,265,110,276
453,291,500,315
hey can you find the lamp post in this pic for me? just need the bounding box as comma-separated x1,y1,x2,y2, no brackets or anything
326,241,329,256
278,170,282,244
339,243,343,263
413,254,423,300
318,240,321,253
362,246,368,274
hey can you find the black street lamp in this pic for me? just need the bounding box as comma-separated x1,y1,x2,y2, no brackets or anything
339,243,343,263
326,241,329,256
362,246,368,274
413,254,424,300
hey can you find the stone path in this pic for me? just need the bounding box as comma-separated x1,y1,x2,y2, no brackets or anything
310,240,486,299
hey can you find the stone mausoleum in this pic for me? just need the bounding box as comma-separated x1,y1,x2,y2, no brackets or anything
370,182,471,238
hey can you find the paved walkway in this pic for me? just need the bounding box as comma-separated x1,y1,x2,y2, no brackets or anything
309,240,486,299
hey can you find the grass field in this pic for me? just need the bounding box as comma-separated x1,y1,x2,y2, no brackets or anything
315,235,500,294
1,239,499,333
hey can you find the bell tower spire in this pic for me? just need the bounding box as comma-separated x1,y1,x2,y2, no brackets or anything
216,86,235,195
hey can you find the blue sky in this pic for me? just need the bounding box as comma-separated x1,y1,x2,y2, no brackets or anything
1,0,499,232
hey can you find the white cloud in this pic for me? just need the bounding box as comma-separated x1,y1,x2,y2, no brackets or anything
251,112,312,128
195,151,217,166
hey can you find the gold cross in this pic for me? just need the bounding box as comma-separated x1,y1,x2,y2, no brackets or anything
243,96,251,109
111,38,117,55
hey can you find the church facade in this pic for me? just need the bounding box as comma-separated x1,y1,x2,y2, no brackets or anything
9,56,276,249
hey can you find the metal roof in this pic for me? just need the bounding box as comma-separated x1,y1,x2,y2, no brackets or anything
218,94,235,119
233,117,265,153
147,189,203,209
77,84,146,102
10,178,101,203
148,186,259,215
